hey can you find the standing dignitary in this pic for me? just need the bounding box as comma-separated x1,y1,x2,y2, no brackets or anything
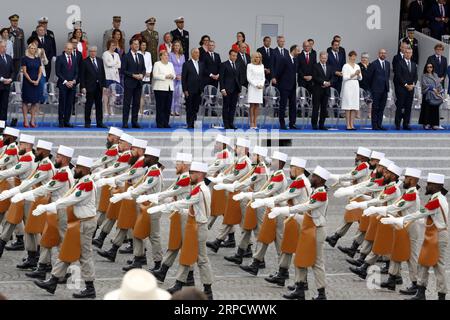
236,43,250,87
257,36,274,82
182,48,205,128
426,43,448,86
8,14,25,80
312,52,333,130
80,46,107,128
203,40,221,88
103,16,125,53
141,17,159,65
171,17,190,61
33,156,98,299
122,39,146,129
220,50,241,130
408,0,427,31
429,0,449,40
33,21,56,81
0,40,14,121
297,40,317,94
367,49,390,130
327,39,346,95
271,36,289,83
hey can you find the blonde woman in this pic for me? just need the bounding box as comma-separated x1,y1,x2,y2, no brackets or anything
102,39,121,115
21,43,43,127
247,52,265,129
153,51,176,128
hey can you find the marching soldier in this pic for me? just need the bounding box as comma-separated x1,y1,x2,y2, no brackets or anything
33,156,97,299
363,168,421,295
325,146,372,248
22,146,75,280
238,151,289,275
148,162,214,299
137,153,193,284
381,173,448,300
206,138,252,253
0,134,36,258
96,138,148,262
348,163,403,280
141,17,159,64
270,166,331,300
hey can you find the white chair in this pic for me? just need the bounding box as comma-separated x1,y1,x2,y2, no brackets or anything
141,84,153,127
72,84,87,125
385,86,397,126
359,88,373,128
200,85,223,128
7,82,22,122
107,83,124,125
412,83,422,120
296,86,312,129
262,85,280,128
236,86,249,128
441,96,450,129
328,87,342,128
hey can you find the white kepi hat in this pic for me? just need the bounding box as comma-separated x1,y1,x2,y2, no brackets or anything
145,147,161,157
370,151,385,161
57,145,74,158
216,134,232,146
387,163,403,177
76,156,93,168
132,138,147,150
119,133,134,145
427,173,445,184
272,151,288,162
176,152,192,163
36,140,53,151
356,147,372,158
313,166,331,181
236,138,250,148
378,158,393,168
3,127,20,137
291,157,307,169
404,168,421,179
190,161,208,173
253,146,268,158
19,134,35,145
109,127,123,138
104,269,171,300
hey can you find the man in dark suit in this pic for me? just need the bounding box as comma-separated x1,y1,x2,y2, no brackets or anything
257,36,274,82
0,41,14,121
33,19,56,80
426,43,448,86
429,0,449,40
236,43,250,87
312,52,334,130
69,38,83,116
367,49,390,131
220,50,241,130
400,28,419,64
327,39,346,94
182,48,206,128
122,39,146,128
392,41,409,75
408,0,427,30
271,36,289,85
203,40,221,87
297,40,317,93
80,46,107,128
55,43,78,127
170,17,190,61
273,45,300,130
393,48,418,130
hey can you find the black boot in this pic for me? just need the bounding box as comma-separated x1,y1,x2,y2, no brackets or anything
282,282,306,300
312,288,327,300
206,239,222,253
264,267,289,286
325,233,340,248
380,274,397,291
34,275,58,294
92,231,107,249
25,263,51,280
409,285,426,300
58,273,72,284
399,281,418,295
150,260,161,272
119,239,134,254
242,244,253,258
337,241,359,258
346,254,367,267
204,284,213,300
349,263,369,279
152,263,169,283
380,260,390,274
288,282,309,291
122,256,147,272
438,293,446,300
186,271,195,286
224,248,245,265
5,235,24,251
239,259,262,276
73,281,96,299
167,280,185,294
220,233,236,248
16,251,39,270
97,244,119,262
0,239,6,258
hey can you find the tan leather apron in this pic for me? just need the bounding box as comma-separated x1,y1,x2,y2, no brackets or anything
222,191,242,225
5,200,25,224
364,215,379,241
97,185,111,213
132,203,152,240
24,195,50,234
179,213,198,266
40,213,60,248
168,211,182,251
280,216,300,254
58,206,85,263
242,205,257,231
418,216,440,267
117,198,138,230
344,196,365,223
372,217,394,255
359,215,370,232
105,186,125,220
210,189,226,217
0,179,12,212
391,227,411,262
294,214,317,268
257,209,277,245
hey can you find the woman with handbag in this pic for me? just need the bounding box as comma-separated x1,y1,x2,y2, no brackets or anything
420,63,444,130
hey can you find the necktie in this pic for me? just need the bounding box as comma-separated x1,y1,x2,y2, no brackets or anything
1,55,6,64
335,52,339,62
92,58,98,71
306,53,310,64
232,62,236,70
194,61,199,74
407,60,411,72
40,37,44,45
266,48,270,56
68,55,72,70
440,4,445,17
381,60,385,71
210,52,214,61
322,64,327,74
134,53,138,64
280,48,283,56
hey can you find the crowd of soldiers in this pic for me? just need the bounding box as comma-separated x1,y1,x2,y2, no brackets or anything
0,123,448,300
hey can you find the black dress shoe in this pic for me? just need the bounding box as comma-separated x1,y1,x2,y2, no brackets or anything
403,126,412,131
58,123,64,128
122,124,129,129
395,126,401,130
319,126,329,131
132,123,141,129
84,124,91,128
379,126,387,131
65,123,74,128
280,125,288,130
312,126,319,130
289,125,298,130
96,124,107,128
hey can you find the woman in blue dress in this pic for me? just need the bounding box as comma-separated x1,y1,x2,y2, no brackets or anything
21,43,42,128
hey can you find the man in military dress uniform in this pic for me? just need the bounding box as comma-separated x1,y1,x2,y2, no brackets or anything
141,17,159,65
400,28,419,64
102,16,125,53
8,14,25,80
170,17,190,61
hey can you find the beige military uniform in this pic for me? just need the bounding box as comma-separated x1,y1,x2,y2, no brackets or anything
0,143,19,226
141,29,159,64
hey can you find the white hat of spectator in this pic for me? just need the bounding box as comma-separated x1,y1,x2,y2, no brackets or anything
132,138,147,150
313,166,331,181
404,168,421,179
76,156,93,169
57,145,74,158
253,146,268,158
370,151,385,161
291,157,307,169
0,121,5,129
387,163,403,177
109,127,123,138
272,151,288,163
356,147,372,158
19,134,35,145
104,269,171,300
38,17,49,23
174,16,185,23
190,161,208,173
215,134,232,146
36,140,53,151
4,127,20,137
119,133,134,145
427,173,445,185
145,147,160,158
378,158,393,168
176,153,192,163
236,138,250,148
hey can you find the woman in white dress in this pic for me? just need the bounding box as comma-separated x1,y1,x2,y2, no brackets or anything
102,39,122,115
247,52,265,129
341,51,362,130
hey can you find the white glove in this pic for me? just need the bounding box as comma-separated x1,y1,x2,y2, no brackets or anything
32,203,56,216
102,177,116,188
110,191,133,204
213,183,228,191
334,187,355,198
208,176,224,184
345,201,367,211
91,172,101,181
380,215,405,229
329,174,341,182
148,204,168,215
11,193,25,203
268,207,290,219
251,198,266,209
363,207,380,217
22,191,36,202
0,191,9,202
233,192,252,202
0,187,19,201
